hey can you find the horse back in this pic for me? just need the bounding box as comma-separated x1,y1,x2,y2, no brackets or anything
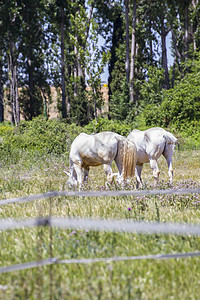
128,127,173,162
145,128,177,144
145,128,177,159
70,131,119,167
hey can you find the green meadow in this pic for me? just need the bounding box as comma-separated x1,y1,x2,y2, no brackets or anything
0,120,200,299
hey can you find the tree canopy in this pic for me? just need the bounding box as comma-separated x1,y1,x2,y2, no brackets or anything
0,0,199,130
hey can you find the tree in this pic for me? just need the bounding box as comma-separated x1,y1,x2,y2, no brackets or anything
0,0,7,123
109,78,130,120
0,59,4,122
167,0,200,77
60,3,67,119
191,0,200,52
124,0,130,84
86,34,110,122
129,0,137,104
143,53,200,128
108,9,125,100
148,0,170,89
19,0,51,120
0,0,21,124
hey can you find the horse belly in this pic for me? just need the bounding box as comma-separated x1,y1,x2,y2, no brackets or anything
81,151,113,167
136,150,149,164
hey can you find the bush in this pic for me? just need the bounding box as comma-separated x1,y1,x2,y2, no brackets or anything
0,117,84,165
84,117,135,136
0,113,199,167
12,117,78,154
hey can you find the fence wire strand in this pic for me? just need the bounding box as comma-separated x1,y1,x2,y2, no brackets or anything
0,216,200,236
0,187,200,274
0,187,200,206
0,251,200,274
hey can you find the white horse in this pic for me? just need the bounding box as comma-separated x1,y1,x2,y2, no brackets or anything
65,131,137,186
127,127,178,188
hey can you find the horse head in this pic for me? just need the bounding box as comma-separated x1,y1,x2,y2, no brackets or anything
64,171,78,186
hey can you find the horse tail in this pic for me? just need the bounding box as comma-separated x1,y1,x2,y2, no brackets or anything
116,138,137,180
123,139,137,180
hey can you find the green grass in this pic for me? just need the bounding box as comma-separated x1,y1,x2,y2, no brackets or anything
0,150,200,299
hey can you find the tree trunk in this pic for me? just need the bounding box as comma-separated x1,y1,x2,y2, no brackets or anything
161,20,170,89
13,64,20,124
125,0,129,84
27,55,34,120
93,86,97,123
0,60,4,122
130,0,136,103
74,36,78,99
74,4,84,97
61,6,67,119
149,20,153,62
9,40,20,125
191,0,198,51
185,5,189,60
171,28,181,61
171,27,181,74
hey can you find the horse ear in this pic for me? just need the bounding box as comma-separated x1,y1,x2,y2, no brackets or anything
63,171,70,177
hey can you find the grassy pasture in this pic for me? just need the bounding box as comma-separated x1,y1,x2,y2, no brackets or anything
0,149,200,299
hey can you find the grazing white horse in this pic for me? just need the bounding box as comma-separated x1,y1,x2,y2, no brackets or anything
127,127,178,188
65,131,137,186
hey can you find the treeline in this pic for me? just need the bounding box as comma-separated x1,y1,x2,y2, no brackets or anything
0,0,199,130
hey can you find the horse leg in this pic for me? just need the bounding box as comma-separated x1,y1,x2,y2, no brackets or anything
114,163,124,184
83,167,89,182
135,164,143,188
103,164,114,183
149,158,160,186
114,152,124,184
163,145,174,184
73,163,82,186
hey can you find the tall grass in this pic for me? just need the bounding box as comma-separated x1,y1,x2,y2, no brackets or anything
0,144,200,299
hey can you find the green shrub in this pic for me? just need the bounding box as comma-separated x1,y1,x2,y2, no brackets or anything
0,123,14,136
0,117,84,165
172,121,200,150
84,117,135,136
0,113,199,167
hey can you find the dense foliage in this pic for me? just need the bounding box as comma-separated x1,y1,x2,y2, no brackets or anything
0,0,199,131
142,55,200,127
0,117,84,167
0,115,199,168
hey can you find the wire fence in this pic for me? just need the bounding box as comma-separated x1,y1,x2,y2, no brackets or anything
0,187,200,206
1,215,200,235
0,187,200,275
1,251,200,274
